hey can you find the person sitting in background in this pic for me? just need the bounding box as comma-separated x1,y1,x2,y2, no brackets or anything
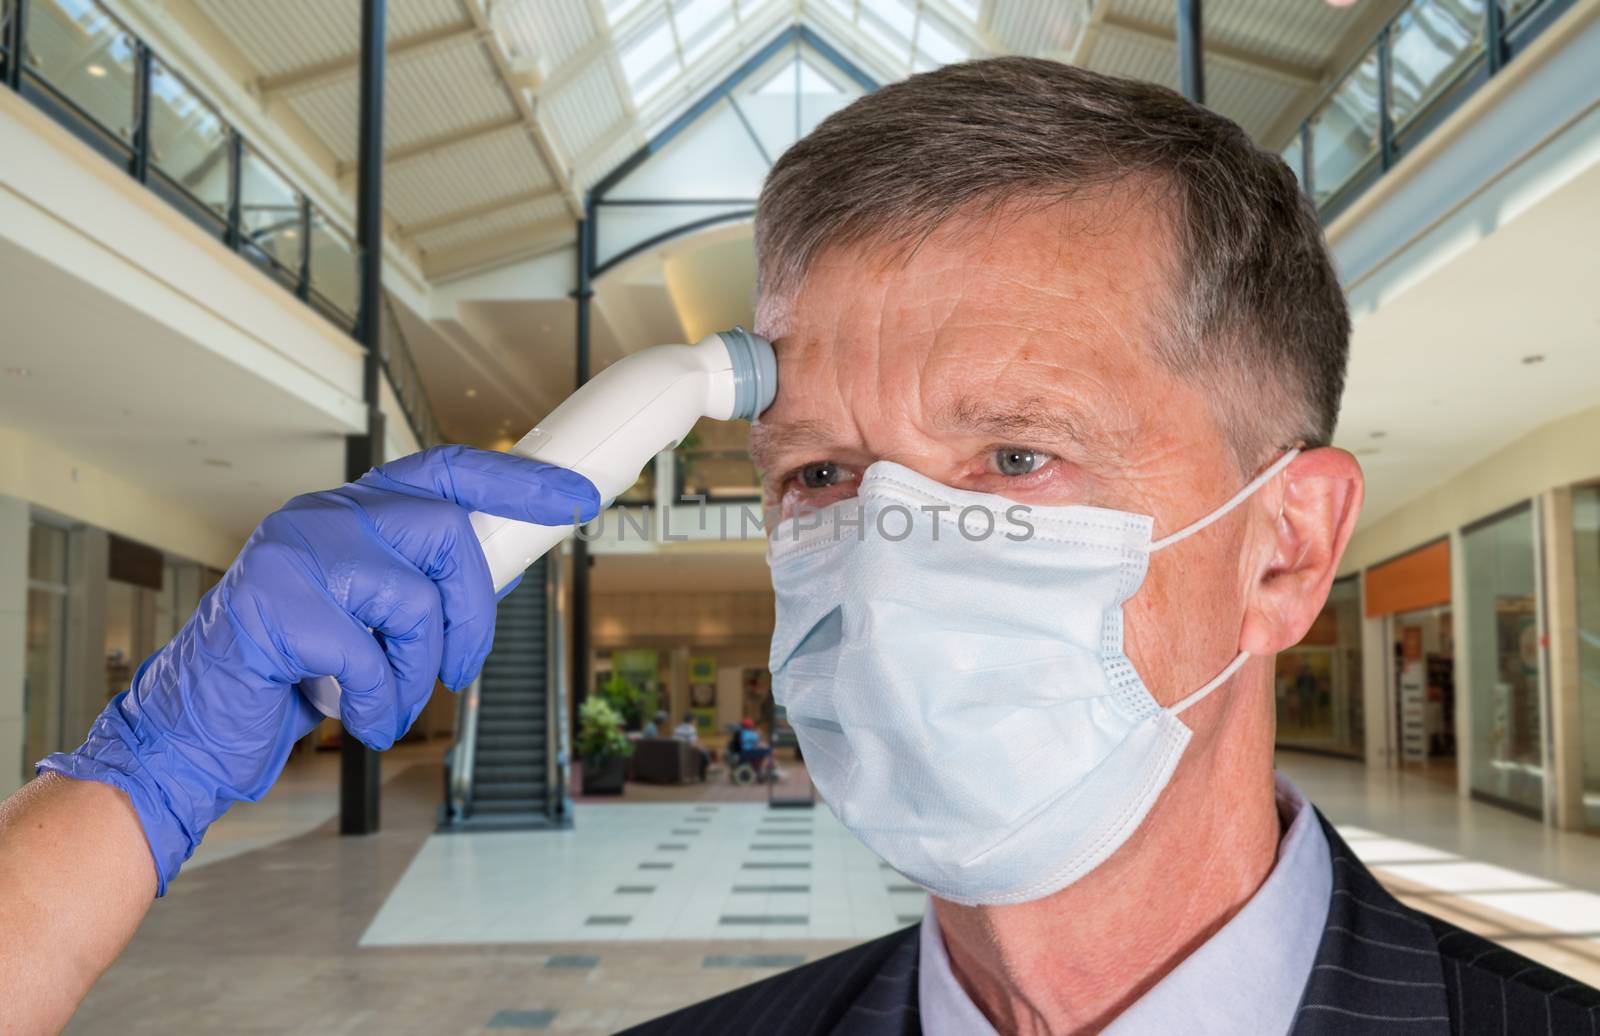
736,717,773,777
672,711,711,781
641,710,668,739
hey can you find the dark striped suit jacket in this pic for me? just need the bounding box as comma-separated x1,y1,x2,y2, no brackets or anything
622,815,1600,1034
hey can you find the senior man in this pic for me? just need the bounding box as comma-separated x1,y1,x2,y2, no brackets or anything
623,59,1600,1035
1,57,1595,1036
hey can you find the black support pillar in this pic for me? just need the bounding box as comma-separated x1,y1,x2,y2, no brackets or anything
570,207,595,738
1177,0,1204,104
341,0,387,837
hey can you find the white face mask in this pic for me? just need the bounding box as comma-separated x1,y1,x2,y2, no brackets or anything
766,451,1298,906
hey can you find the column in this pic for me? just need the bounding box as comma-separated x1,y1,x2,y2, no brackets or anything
0,497,28,796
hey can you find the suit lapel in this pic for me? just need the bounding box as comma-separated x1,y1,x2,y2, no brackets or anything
1289,813,1452,1035
833,926,922,1035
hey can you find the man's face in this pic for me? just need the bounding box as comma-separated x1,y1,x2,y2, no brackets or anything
751,194,1282,709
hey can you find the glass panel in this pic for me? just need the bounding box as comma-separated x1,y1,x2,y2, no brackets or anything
1281,135,1304,188
1308,44,1381,206
24,586,68,781
615,461,657,506
1573,486,1600,831
674,0,732,65
25,0,138,140
915,16,969,66
148,57,228,214
1392,605,1456,770
595,202,751,271
619,13,677,102
1465,504,1544,814
1388,0,1484,131
1276,578,1364,756
28,522,67,583
309,208,359,319
1502,0,1543,22
240,144,303,274
104,579,136,701
676,419,760,502
153,560,180,649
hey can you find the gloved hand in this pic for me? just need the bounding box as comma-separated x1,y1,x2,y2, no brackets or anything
38,445,599,895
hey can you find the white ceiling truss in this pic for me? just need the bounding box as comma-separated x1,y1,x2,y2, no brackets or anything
182,0,1402,283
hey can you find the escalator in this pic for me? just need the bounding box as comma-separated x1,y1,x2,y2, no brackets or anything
441,554,570,830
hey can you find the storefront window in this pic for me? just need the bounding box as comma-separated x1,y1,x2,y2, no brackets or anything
24,522,70,782
1464,503,1544,815
1275,575,1364,756
1573,486,1600,831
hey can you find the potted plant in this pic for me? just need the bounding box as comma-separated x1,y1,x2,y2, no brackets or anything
577,696,631,795
599,671,644,729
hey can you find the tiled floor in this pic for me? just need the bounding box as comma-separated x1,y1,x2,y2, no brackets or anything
363,801,924,946
60,748,1600,1034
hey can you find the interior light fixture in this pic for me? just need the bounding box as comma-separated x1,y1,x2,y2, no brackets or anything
465,388,478,398
86,64,108,78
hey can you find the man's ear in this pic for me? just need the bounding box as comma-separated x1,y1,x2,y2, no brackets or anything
1239,448,1364,656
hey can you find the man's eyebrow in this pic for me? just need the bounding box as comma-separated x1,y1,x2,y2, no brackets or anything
748,418,839,469
939,395,1101,447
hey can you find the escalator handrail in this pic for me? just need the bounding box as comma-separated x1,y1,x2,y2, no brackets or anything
450,675,482,821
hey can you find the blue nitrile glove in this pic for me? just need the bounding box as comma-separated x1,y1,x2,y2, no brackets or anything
38,445,598,895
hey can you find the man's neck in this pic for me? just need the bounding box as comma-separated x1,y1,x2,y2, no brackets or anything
931,714,1280,1036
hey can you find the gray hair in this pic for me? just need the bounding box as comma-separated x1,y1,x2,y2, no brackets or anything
754,58,1349,467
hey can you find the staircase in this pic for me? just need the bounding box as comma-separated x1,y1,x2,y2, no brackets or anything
442,556,567,830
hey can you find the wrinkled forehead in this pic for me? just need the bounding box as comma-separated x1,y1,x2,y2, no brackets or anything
754,190,1182,357
754,195,1183,403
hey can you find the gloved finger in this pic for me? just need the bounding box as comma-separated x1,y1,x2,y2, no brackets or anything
340,495,495,691
361,444,600,526
274,591,404,750
343,568,446,749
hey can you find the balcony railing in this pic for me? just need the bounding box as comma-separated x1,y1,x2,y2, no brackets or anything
1283,0,1575,221
0,0,440,448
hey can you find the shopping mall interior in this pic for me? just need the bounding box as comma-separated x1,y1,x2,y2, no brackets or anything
2,0,1599,1031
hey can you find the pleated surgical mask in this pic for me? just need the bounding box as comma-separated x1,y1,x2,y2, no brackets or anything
766,450,1298,906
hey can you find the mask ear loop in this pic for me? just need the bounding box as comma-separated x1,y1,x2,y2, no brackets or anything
1148,448,1301,553
1151,448,1301,717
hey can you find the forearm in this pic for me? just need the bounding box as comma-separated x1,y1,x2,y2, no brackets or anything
0,772,156,1033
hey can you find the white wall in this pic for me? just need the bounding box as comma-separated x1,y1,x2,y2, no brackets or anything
1341,405,1600,577
0,425,241,572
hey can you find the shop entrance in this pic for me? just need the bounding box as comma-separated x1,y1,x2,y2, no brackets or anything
1390,605,1457,788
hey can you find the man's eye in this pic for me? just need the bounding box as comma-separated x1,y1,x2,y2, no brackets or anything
799,461,852,489
991,447,1048,477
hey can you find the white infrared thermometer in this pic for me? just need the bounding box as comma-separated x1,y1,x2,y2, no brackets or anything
300,327,776,718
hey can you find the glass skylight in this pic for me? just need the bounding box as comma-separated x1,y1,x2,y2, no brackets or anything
614,0,773,106
814,1,978,76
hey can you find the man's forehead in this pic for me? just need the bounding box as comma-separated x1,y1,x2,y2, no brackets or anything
758,194,1177,346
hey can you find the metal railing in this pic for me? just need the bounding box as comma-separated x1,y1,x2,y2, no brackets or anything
446,676,482,823
1282,0,1575,221
0,0,438,449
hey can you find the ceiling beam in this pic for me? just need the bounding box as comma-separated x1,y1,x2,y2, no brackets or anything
338,115,524,178
257,21,482,100
1100,12,1322,90
459,0,584,218
403,188,566,238
1070,0,1113,67
525,32,613,99
422,217,578,282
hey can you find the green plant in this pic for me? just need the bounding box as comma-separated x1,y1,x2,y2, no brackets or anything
598,671,642,726
577,696,632,762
